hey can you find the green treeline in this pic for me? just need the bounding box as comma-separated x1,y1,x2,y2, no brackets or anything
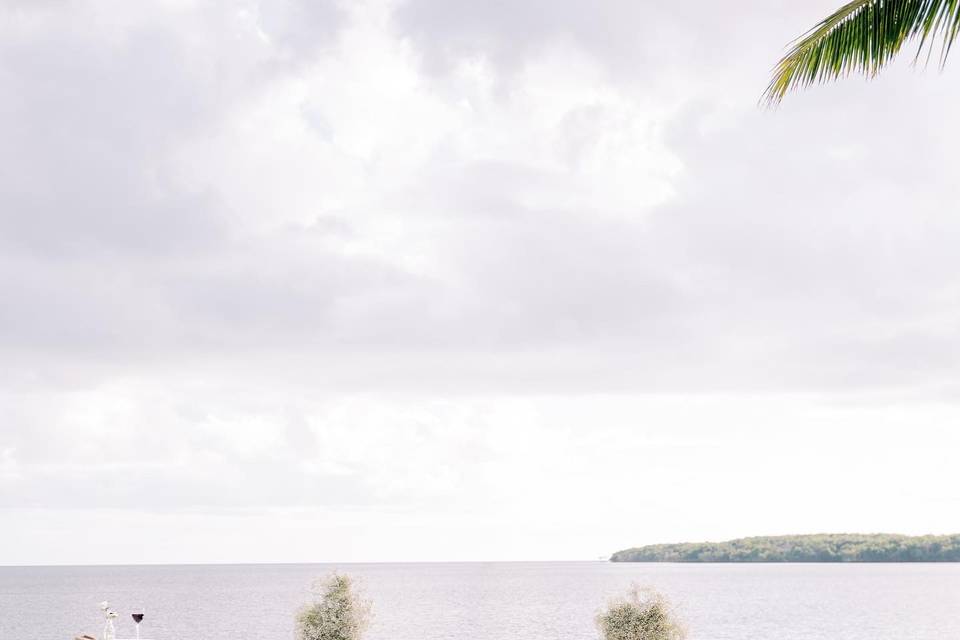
610,534,960,563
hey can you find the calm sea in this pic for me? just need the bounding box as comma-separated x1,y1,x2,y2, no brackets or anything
2,562,958,640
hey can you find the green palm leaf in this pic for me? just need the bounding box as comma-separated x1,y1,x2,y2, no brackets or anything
764,0,960,104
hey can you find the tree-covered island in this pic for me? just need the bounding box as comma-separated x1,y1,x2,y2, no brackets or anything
610,534,960,563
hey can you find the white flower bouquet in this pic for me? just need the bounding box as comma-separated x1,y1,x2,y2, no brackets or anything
99,601,118,640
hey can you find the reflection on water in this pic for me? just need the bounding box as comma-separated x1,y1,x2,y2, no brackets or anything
2,561,958,640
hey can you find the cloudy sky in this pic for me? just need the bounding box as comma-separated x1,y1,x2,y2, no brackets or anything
3,0,960,565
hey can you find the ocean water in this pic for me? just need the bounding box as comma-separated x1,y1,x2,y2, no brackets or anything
2,562,959,640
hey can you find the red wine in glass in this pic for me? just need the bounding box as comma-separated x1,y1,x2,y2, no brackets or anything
131,609,144,639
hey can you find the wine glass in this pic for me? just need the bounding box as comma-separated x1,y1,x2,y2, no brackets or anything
131,608,144,640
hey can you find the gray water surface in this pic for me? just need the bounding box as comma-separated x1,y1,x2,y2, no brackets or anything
2,562,958,640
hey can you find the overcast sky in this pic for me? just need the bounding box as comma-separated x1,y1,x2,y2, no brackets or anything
3,0,960,565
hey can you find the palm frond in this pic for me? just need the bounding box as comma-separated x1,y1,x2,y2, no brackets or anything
764,0,960,104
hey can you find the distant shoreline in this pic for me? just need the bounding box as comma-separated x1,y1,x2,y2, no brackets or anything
610,533,960,563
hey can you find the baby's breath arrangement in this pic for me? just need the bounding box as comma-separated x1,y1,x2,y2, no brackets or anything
295,573,372,640
98,601,119,640
596,586,686,640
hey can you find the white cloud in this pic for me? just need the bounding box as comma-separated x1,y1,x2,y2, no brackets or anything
2,0,960,563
